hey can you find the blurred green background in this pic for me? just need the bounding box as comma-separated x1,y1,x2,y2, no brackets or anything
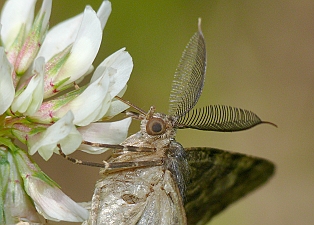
1,0,313,224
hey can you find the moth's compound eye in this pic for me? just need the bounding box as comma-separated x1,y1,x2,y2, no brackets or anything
146,118,166,135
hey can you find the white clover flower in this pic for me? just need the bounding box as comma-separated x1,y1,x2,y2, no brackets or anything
0,0,133,223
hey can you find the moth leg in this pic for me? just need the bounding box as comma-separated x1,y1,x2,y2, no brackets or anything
82,141,156,153
103,159,164,170
124,110,141,120
57,144,163,170
58,145,102,168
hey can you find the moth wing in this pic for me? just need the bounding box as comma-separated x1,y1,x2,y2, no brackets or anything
86,167,187,225
184,147,275,225
138,170,187,225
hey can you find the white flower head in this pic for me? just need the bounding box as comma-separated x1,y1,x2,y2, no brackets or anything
0,0,133,223
0,0,132,162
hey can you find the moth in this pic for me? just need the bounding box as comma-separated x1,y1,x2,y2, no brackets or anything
60,19,275,225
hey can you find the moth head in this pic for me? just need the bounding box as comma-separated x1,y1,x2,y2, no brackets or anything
139,109,176,140
146,117,166,135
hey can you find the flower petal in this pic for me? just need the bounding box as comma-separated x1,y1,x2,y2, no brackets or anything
28,111,82,160
25,175,89,222
103,97,129,120
14,0,52,74
37,1,110,62
0,0,36,48
91,48,133,98
37,13,83,62
78,117,132,154
97,0,112,30
0,47,15,115
54,49,133,126
11,57,45,115
3,151,42,224
55,71,111,126
47,6,102,89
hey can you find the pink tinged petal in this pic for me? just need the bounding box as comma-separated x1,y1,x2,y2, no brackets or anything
27,101,55,124
97,0,112,30
30,84,85,124
55,72,110,126
29,85,83,124
91,48,133,98
11,122,45,145
1,26,25,74
55,6,102,86
11,57,45,115
78,117,132,154
28,111,82,160
0,47,15,115
14,0,52,74
0,0,36,48
42,45,72,98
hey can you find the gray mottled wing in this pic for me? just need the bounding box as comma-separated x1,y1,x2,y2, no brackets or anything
85,166,187,225
184,147,275,225
168,21,206,118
